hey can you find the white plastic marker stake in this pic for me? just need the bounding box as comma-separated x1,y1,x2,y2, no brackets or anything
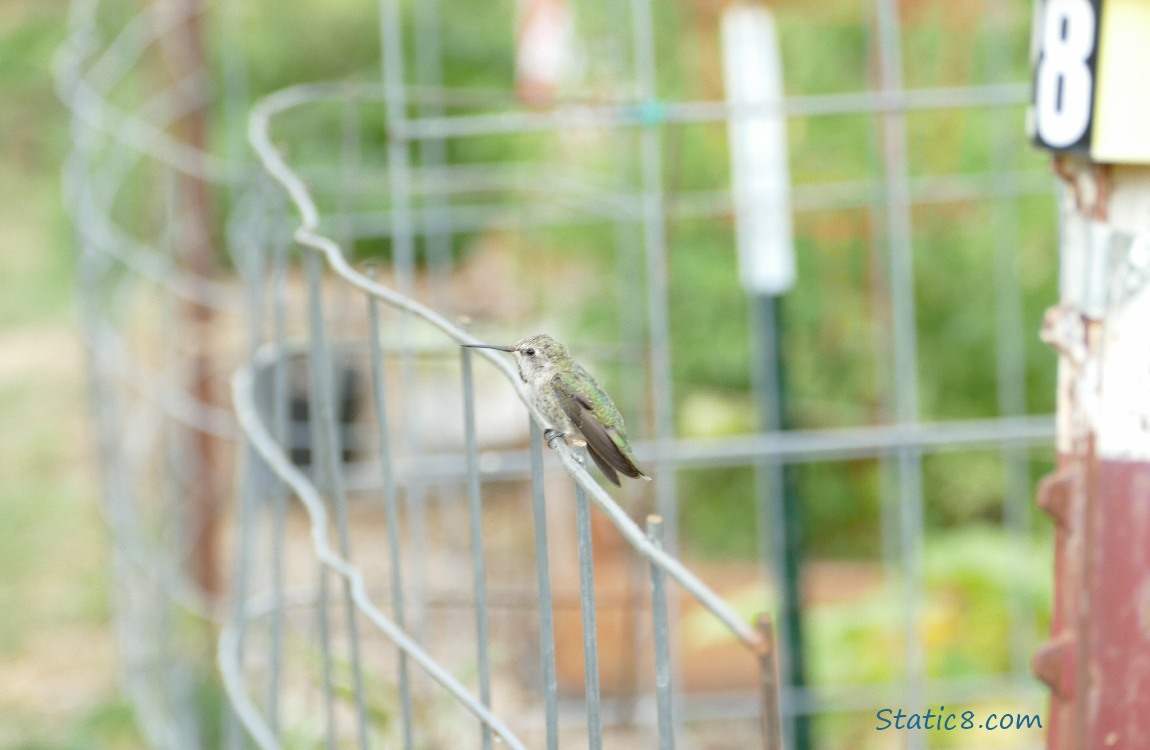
515,0,579,106
722,4,795,295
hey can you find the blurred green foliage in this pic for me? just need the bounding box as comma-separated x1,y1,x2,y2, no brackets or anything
805,525,1050,747
808,525,1051,687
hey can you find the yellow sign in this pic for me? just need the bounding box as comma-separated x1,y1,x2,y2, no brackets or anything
1091,0,1150,163
1031,0,1150,164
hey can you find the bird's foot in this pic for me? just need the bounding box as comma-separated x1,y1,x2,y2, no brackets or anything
544,429,584,464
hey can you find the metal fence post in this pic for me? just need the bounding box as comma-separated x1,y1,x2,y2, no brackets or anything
757,614,783,750
170,0,221,603
1035,162,1150,749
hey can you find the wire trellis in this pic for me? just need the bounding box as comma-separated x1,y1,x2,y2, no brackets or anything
57,0,1057,748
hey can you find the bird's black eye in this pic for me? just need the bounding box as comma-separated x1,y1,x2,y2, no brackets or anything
525,348,536,357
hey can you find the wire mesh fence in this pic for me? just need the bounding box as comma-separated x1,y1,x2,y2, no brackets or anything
58,0,1059,747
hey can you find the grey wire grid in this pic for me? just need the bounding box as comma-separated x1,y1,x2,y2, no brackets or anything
57,0,1056,747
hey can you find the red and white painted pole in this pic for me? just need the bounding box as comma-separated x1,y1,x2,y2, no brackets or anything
1030,2,1150,747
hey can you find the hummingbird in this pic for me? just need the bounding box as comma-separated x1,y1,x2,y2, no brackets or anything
465,334,650,486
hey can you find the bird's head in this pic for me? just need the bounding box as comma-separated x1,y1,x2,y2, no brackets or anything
465,333,570,382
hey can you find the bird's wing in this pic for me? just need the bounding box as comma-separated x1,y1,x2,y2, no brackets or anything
583,438,621,486
551,377,644,486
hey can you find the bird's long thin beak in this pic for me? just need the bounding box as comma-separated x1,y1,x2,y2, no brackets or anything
463,343,515,352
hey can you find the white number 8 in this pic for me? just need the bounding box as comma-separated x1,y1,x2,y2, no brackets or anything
1035,0,1097,148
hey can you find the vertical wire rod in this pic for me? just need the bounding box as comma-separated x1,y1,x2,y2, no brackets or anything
411,0,455,309
265,226,291,737
306,254,341,750
575,482,604,749
306,250,372,749
461,346,494,750
530,420,560,750
366,269,415,750
627,0,687,728
981,0,1035,683
629,0,678,552
222,192,272,750
378,0,430,640
646,515,675,750
316,556,337,747
224,439,260,750
872,5,926,744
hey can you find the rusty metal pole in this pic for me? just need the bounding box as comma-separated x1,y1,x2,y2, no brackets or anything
757,614,783,750
1034,161,1150,749
162,0,220,601
1029,2,1150,742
